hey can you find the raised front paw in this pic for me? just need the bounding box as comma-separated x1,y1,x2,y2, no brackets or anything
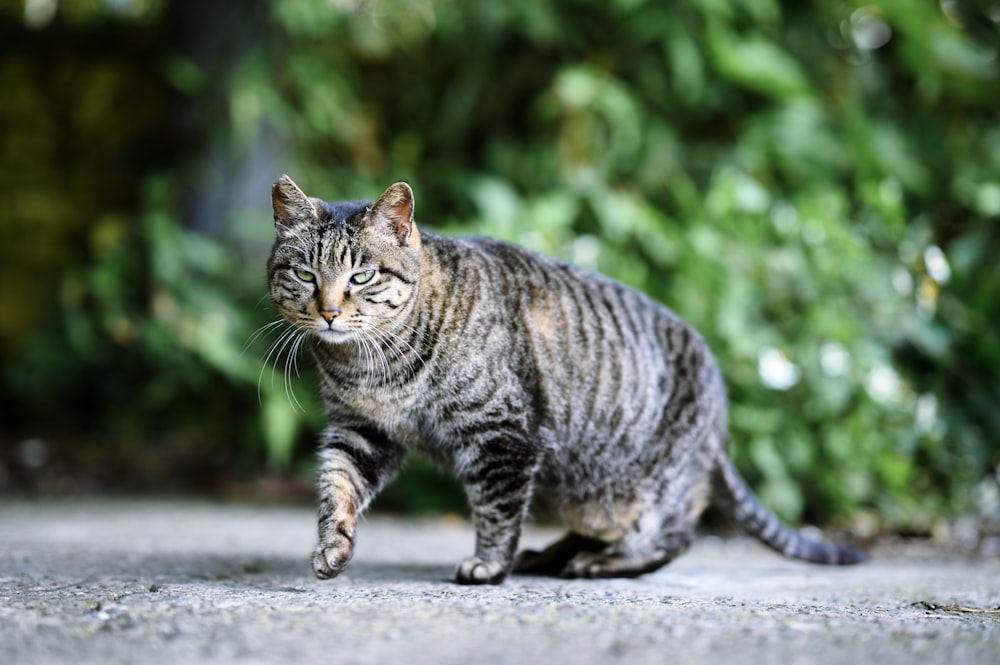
311,525,356,580
454,556,509,585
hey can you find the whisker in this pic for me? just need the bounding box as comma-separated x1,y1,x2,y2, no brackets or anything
368,330,391,388
284,332,307,413
291,333,304,378
244,318,286,354
258,325,299,405
271,326,302,392
358,331,375,384
381,319,431,352
362,326,425,390
254,293,274,311
370,324,427,375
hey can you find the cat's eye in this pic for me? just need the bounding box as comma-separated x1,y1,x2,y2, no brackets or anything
351,270,376,285
293,269,316,283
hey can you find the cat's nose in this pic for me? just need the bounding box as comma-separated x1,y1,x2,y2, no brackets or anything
318,308,341,323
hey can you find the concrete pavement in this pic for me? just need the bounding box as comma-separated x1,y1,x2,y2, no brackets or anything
1,499,997,664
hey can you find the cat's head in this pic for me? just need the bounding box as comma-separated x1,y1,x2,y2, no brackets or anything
267,176,421,345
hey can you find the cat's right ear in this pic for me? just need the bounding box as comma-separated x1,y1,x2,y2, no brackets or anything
272,175,317,237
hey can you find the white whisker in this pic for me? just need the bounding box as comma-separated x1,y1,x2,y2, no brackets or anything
269,327,299,390
257,324,300,405
353,330,375,388
253,293,274,312
366,330,391,388
370,324,427,378
244,318,286,354
284,332,307,413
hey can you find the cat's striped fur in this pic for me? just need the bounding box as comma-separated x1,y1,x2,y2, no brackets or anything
267,176,867,585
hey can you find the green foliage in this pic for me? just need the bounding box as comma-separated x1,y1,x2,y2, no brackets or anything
4,176,319,478
251,0,999,527
286,0,1000,526
3,0,998,529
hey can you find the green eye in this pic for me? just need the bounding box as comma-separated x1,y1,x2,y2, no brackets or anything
351,269,376,285
293,269,315,282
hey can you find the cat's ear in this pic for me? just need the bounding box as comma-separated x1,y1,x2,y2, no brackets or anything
272,174,317,236
368,182,420,248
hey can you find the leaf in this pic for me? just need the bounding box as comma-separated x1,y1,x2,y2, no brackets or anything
261,390,302,471
707,26,812,99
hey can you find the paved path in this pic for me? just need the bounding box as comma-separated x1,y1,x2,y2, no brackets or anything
1,500,998,665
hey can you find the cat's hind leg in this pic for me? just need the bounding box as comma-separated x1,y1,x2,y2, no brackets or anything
561,529,693,579
561,486,702,579
561,406,718,579
561,467,709,578
514,532,607,576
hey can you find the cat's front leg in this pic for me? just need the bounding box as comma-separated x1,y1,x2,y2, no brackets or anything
313,426,405,580
454,438,538,585
312,447,361,580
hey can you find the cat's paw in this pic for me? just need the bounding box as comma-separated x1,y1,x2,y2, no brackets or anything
311,527,355,580
454,556,508,585
562,549,670,579
562,552,619,579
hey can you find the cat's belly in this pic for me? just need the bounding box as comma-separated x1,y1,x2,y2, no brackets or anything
554,497,646,541
533,448,652,541
532,477,656,542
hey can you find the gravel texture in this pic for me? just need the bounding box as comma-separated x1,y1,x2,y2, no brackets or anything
1,499,998,665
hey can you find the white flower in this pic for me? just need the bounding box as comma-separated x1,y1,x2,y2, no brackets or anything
758,348,801,391
820,342,851,377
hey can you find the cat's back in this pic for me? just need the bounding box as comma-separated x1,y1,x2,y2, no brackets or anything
434,233,686,342
424,233,715,441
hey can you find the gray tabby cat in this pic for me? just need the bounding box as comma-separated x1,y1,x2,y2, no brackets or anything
267,175,867,585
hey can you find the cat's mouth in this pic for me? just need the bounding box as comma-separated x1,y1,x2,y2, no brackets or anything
314,325,354,344
310,319,368,345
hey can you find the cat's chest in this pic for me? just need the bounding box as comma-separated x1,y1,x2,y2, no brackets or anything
319,365,428,432
329,378,424,417
322,369,480,459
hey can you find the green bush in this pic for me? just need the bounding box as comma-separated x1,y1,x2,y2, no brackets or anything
2,0,997,531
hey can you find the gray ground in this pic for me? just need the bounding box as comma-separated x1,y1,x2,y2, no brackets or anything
1,500,997,665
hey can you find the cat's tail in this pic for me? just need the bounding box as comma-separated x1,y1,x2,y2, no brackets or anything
712,454,868,565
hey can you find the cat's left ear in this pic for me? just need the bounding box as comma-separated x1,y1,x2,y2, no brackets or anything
369,182,421,248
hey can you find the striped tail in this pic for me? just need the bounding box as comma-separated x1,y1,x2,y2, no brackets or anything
713,454,868,565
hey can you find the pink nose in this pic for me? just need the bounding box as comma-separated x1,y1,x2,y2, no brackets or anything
319,308,341,323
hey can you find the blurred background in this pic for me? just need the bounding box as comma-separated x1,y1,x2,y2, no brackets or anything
0,0,997,546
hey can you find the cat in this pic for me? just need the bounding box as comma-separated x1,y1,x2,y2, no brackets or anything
267,175,867,585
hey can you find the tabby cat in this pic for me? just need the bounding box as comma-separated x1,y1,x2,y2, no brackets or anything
267,175,867,585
